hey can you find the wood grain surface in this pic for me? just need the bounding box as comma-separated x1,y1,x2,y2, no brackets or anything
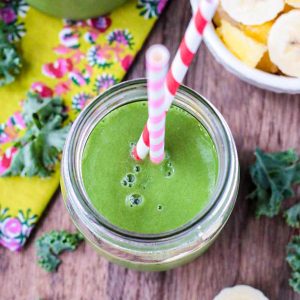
1,1,300,299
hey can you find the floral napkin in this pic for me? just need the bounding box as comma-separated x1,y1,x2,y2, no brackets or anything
0,0,167,251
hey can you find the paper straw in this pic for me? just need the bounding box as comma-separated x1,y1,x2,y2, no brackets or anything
165,0,218,110
147,45,170,164
132,0,218,161
132,45,170,162
132,123,149,160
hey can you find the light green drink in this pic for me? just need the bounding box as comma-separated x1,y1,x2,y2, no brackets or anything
27,0,127,19
82,102,218,235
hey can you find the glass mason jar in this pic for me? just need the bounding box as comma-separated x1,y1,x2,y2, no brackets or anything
61,79,239,271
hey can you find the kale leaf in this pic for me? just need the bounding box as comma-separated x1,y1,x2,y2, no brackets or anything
287,236,300,293
285,203,300,228
1,93,70,177
248,148,300,217
36,230,84,272
0,26,22,86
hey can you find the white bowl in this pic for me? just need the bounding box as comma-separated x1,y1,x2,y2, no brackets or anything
203,24,300,94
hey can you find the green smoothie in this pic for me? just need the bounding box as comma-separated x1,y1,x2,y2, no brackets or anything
27,0,127,20
82,101,218,235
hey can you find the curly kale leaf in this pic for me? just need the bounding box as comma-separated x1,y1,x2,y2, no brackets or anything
0,28,21,86
287,236,300,293
1,93,70,177
36,230,84,272
285,203,300,229
248,148,300,217
4,118,70,177
22,92,67,125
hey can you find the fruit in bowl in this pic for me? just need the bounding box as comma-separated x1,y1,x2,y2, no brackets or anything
213,0,300,78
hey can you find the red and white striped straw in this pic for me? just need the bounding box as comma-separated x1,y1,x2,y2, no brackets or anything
132,0,218,161
132,123,149,161
147,45,170,164
165,0,218,110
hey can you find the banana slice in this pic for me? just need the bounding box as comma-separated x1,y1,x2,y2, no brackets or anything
268,9,300,77
221,0,285,25
214,285,269,300
286,0,300,8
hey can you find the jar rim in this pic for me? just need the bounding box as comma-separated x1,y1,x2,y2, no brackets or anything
61,79,239,246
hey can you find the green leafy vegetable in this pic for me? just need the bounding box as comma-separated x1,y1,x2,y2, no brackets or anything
285,203,300,228
1,93,70,177
36,230,84,272
249,148,300,294
0,26,22,86
248,148,300,217
287,236,300,293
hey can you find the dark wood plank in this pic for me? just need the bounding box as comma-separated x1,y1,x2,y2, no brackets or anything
1,0,300,299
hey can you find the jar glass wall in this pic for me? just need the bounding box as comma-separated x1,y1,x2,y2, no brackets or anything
61,79,239,271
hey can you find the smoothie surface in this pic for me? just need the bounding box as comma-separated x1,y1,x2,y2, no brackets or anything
82,101,218,235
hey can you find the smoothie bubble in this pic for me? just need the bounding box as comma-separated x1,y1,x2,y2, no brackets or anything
165,168,174,177
126,194,144,208
133,165,141,173
127,174,135,183
121,173,136,187
161,158,175,178
157,204,163,211
121,180,128,187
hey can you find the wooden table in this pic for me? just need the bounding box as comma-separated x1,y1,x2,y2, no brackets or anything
1,1,300,299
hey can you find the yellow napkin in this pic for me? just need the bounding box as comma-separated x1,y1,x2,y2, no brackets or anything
0,0,167,251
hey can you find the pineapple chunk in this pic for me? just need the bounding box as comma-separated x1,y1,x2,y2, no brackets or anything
282,4,295,12
257,52,279,73
217,20,267,68
285,0,300,8
240,21,273,44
